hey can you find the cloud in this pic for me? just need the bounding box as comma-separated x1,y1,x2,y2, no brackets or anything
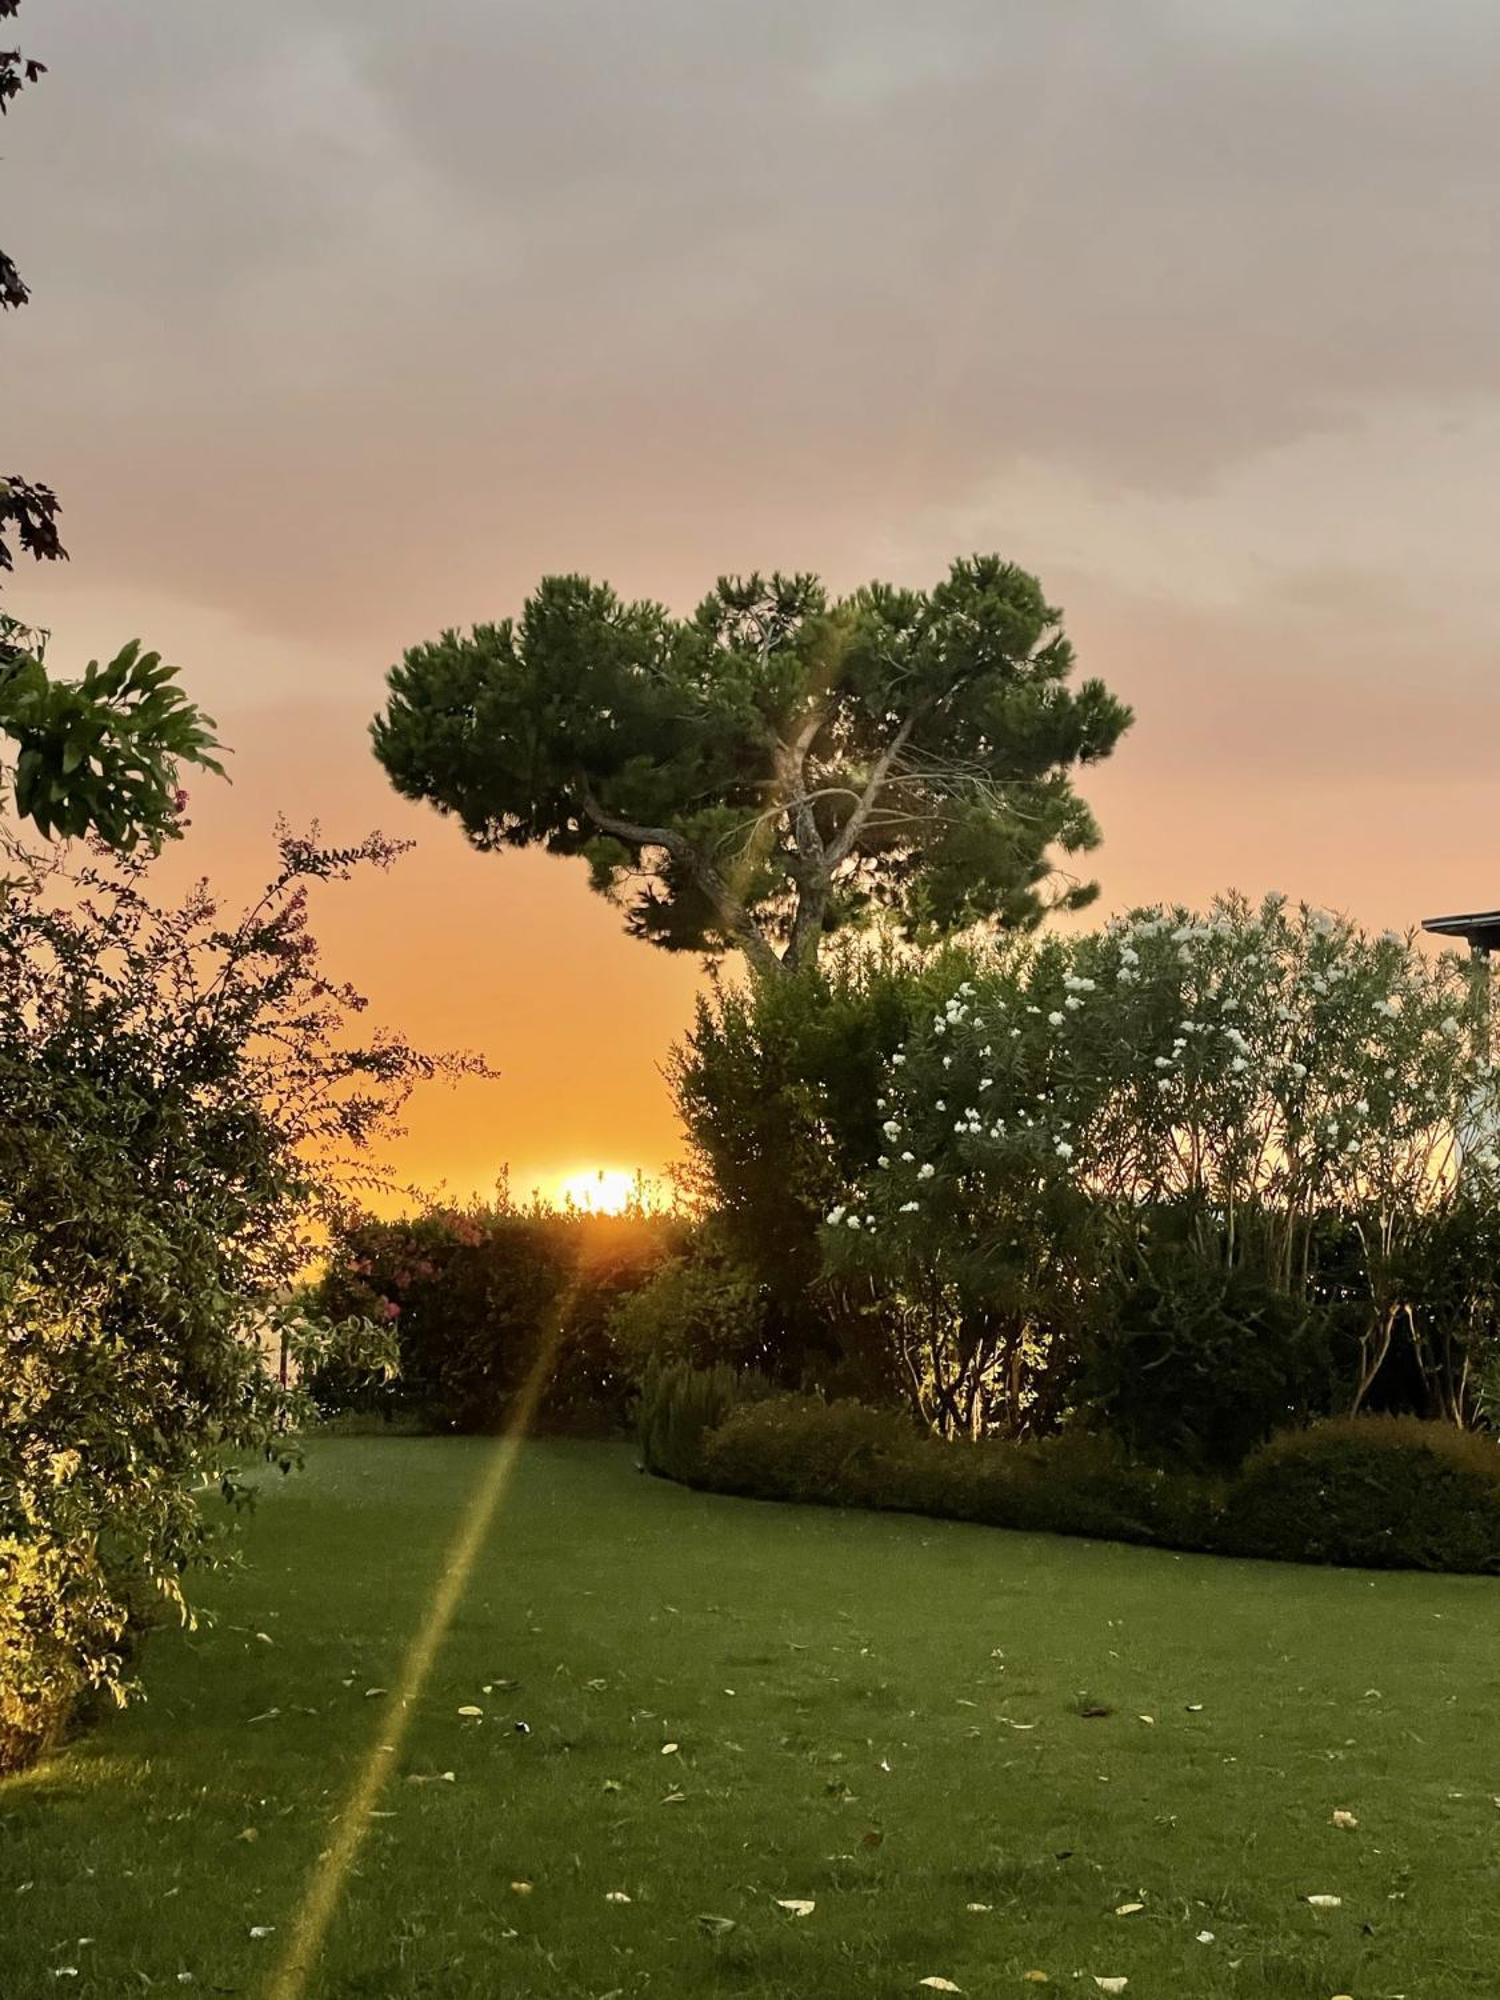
7,0,1499,669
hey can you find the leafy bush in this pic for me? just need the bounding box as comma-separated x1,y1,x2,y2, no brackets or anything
1078,1250,1340,1469
310,1203,674,1433
1220,1416,1500,1572
0,828,458,1772
701,1395,916,1502
697,1389,1217,1548
635,1362,776,1484
670,942,976,1402
607,1222,804,1387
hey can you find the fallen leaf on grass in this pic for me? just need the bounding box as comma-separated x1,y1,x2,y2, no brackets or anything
236,1828,258,1843
405,1771,455,1785
1114,1902,1144,1916
965,1902,991,1913
697,1915,736,1936
862,1828,884,1849
660,1791,686,1805
1196,1930,1215,1943
248,1927,275,1939
510,1881,534,1896
661,1742,680,1756
918,1981,962,1993
1137,1715,1155,1726
1022,1976,1049,1986
1094,1982,1128,1995
605,1890,632,1904
1305,1895,1342,1910
1331,1809,1358,1829
776,1899,816,1917
457,1705,483,1718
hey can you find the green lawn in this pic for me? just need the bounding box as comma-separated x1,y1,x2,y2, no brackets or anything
6,1439,1500,1998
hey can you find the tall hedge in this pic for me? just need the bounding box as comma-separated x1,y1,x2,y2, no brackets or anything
309,1204,676,1432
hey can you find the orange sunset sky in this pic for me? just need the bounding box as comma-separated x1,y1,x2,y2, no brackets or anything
7,2,1497,1203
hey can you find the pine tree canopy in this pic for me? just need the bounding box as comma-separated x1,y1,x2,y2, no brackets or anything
372,554,1132,978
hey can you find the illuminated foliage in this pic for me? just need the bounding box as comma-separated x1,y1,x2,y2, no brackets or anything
0,827,481,1770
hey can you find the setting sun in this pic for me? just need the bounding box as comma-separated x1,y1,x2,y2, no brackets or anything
552,1167,641,1215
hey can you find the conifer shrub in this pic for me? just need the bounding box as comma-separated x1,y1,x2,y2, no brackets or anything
635,1362,776,1484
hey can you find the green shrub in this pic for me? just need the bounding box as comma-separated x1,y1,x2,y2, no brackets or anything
636,1362,775,1483
0,831,422,1769
686,1379,1218,1550
654,1372,1500,1574
827,896,1500,1444
702,1395,915,1503
1078,1253,1338,1470
1220,1416,1500,1572
670,942,973,1404
608,1228,774,1381
970,1432,1219,1548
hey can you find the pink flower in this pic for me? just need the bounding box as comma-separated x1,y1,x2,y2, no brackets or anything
382,1299,402,1320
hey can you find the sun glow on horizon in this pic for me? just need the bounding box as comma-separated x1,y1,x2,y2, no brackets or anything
551,1166,647,1215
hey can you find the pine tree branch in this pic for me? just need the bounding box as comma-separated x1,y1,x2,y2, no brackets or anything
577,783,782,979
825,712,918,869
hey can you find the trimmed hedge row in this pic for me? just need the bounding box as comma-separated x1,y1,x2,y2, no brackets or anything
639,1371,1500,1574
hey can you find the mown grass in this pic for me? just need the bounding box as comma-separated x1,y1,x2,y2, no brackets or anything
5,1436,1500,1997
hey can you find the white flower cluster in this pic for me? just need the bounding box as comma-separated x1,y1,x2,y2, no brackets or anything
823,895,1500,1261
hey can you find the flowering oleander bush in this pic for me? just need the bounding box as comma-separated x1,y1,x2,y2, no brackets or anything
823,896,1500,1441
0,825,476,1771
